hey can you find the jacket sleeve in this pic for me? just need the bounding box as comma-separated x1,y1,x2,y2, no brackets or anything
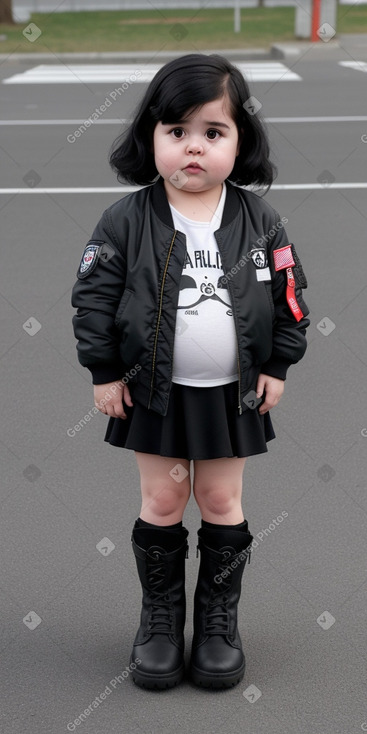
71,208,127,384
261,211,310,380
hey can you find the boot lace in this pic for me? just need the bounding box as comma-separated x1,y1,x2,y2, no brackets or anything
146,548,174,634
205,553,232,635
204,545,251,636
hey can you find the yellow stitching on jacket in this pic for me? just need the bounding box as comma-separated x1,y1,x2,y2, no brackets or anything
148,231,177,410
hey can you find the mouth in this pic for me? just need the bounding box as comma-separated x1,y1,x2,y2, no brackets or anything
184,163,204,173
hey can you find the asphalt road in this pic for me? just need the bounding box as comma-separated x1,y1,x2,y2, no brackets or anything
1,47,367,734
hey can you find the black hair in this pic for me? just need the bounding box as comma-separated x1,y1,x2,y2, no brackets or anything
109,53,277,192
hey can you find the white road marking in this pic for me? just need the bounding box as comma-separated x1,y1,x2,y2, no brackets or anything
0,119,130,125
237,62,301,81
2,115,367,126
2,62,301,84
0,183,366,194
267,116,367,123
339,61,367,74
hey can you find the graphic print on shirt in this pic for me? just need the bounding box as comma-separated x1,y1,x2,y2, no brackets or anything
176,249,232,316
169,184,238,386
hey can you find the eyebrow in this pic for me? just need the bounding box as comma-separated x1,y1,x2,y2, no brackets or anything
162,119,230,129
204,121,230,129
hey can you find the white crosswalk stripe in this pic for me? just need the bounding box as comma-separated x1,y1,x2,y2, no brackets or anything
339,60,367,74
2,62,302,85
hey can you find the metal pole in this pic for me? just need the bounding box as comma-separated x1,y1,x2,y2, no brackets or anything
234,0,241,33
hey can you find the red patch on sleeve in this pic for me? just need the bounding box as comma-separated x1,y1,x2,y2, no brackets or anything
273,245,295,271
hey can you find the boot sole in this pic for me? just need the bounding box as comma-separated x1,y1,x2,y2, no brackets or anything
130,658,185,690
189,662,245,689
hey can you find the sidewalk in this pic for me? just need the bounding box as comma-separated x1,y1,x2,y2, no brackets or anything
1,34,367,64
272,32,367,60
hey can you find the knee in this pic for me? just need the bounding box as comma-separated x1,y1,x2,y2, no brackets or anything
193,483,238,517
143,482,190,519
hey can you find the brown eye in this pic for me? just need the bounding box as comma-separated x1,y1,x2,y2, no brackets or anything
172,128,184,138
206,129,220,140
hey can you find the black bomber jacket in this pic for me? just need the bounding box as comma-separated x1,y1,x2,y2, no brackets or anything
71,177,310,416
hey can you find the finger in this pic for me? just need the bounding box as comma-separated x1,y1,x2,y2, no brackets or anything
256,376,266,398
258,404,269,415
105,402,124,419
112,398,131,419
95,402,107,413
104,407,116,418
259,395,280,414
122,386,134,407
113,403,127,419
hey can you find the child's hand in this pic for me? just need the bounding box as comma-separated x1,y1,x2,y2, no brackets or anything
256,374,284,415
94,381,133,419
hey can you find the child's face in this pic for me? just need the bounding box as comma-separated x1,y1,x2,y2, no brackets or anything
153,95,240,194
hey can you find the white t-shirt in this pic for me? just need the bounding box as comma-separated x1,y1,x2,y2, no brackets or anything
169,184,238,387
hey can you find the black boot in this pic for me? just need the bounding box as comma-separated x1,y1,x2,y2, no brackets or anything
130,522,189,690
190,522,253,689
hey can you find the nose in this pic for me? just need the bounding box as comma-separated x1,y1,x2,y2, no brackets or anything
186,138,203,155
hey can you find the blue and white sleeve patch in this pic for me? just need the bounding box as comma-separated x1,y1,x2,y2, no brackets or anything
77,241,103,279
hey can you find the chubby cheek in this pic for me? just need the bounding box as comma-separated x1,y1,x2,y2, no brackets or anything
211,152,236,179
153,129,174,174
154,154,173,177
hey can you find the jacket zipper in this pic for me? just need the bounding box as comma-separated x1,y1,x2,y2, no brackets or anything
148,230,177,410
215,234,243,416
236,344,242,415
226,279,242,416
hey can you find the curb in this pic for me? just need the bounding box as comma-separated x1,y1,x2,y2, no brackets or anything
271,40,341,58
0,47,274,63
1,36,366,64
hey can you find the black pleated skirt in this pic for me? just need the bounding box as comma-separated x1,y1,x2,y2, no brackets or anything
104,380,275,460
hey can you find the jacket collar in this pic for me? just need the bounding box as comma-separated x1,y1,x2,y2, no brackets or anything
150,176,241,230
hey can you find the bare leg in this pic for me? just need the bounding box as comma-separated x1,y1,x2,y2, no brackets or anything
192,457,247,524
134,452,191,525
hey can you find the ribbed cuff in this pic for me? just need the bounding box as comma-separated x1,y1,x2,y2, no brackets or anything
87,362,124,385
260,357,291,381
136,518,183,529
201,520,247,529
